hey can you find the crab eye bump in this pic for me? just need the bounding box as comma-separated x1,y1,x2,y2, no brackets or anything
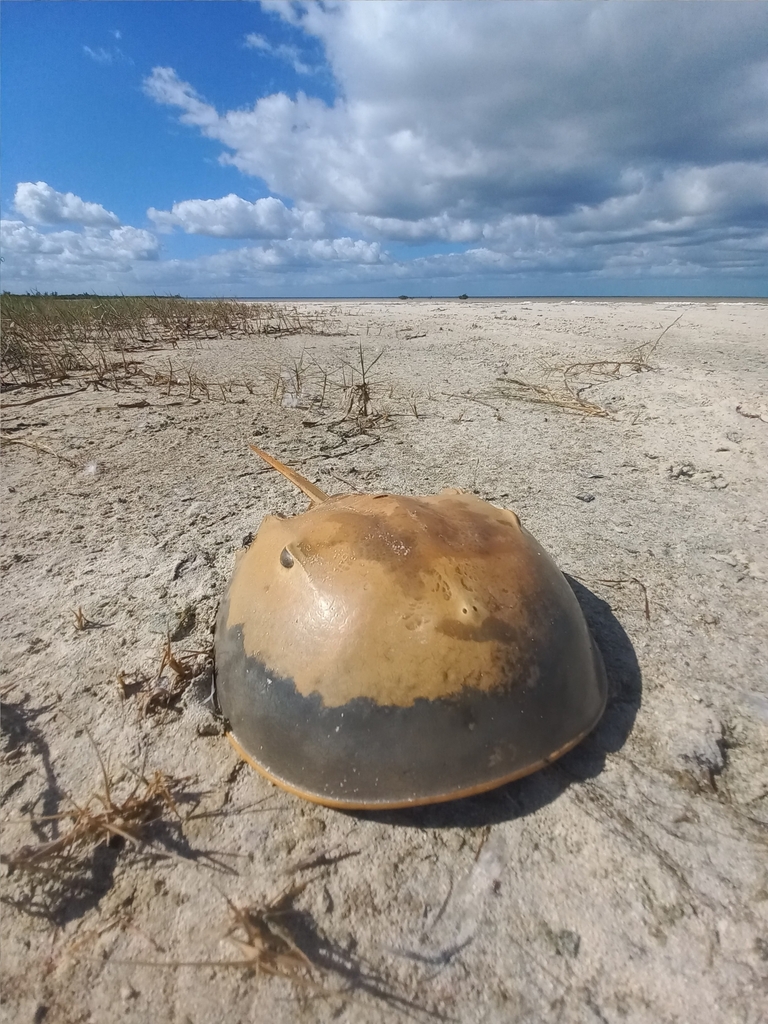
280,548,295,569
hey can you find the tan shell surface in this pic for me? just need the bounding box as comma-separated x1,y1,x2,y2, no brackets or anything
225,490,577,709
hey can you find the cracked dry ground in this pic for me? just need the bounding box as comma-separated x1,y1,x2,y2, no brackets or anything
1,299,767,1024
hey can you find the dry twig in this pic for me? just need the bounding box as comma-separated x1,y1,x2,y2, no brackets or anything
498,377,608,417
593,576,651,620
0,432,78,466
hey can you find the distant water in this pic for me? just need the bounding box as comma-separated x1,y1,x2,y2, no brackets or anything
200,295,767,304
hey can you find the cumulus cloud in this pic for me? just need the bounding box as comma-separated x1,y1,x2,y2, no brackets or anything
175,237,387,284
140,1,768,292
145,3,768,223
14,182,120,227
5,205,766,295
1,221,159,264
142,67,219,131
0,201,384,293
148,194,325,238
7,4,768,294
1,211,160,291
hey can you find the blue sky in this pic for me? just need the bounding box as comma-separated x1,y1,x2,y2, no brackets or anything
2,1,767,297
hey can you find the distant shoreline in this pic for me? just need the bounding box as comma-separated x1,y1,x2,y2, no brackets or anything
223,295,768,304
5,293,766,303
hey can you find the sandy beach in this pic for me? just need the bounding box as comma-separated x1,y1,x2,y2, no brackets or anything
2,298,767,1023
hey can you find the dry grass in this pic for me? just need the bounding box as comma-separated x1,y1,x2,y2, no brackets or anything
139,636,194,716
498,376,608,417
123,884,326,985
268,342,388,435
4,745,186,873
125,882,441,1019
0,431,79,464
222,883,318,980
73,606,90,631
593,576,652,621
495,314,682,417
1,721,197,927
0,294,337,393
217,887,442,1017
116,635,207,716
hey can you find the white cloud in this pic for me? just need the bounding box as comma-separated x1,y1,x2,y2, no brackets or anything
1,221,159,264
140,1,768,295
7,202,765,297
7,5,768,295
347,213,485,244
1,220,159,295
82,36,132,66
142,67,219,131
244,32,270,51
148,194,325,238
83,45,113,65
0,206,386,294
145,3,768,224
175,237,387,283
14,182,120,227
244,32,315,75
555,163,768,250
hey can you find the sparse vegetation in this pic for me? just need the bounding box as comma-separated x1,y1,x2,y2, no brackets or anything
495,314,681,417
268,342,388,434
116,635,210,717
0,432,79,463
496,374,610,416
0,294,336,391
3,745,188,873
222,884,319,980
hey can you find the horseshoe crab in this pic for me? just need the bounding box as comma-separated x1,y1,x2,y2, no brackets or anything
215,446,607,809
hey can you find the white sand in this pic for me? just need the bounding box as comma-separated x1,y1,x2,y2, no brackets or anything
2,299,767,1023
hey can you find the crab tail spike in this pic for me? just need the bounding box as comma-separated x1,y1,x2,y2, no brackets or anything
249,445,329,505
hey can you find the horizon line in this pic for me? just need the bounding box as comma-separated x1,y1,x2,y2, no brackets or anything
4,292,767,303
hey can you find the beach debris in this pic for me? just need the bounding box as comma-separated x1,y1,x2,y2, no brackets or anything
495,314,680,418
666,463,728,490
215,447,608,809
496,375,608,417
123,881,439,1018
589,576,651,621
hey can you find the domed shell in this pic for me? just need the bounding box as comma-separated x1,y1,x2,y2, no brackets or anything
215,450,607,809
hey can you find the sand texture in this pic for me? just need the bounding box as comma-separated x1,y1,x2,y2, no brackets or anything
2,299,767,1023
